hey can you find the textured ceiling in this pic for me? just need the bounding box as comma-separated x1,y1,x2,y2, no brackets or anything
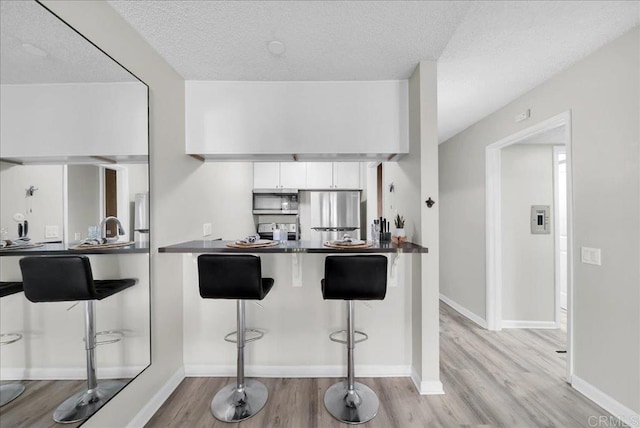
109,0,639,142
108,0,472,81
437,1,640,141
0,1,136,84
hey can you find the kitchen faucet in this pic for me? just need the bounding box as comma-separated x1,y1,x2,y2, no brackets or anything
98,216,125,242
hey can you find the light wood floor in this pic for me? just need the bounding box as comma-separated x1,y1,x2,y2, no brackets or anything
0,378,132,428
0,380,86,428
147,302,611,427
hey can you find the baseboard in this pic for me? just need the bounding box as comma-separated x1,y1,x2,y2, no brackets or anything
572,375,640,427
439,294,488,329
127,367,185,428
409,367,444,395
184,364,411,378
0,366,146,381
501,320,558,329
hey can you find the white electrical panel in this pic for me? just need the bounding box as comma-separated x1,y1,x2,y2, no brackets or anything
530,205,550,234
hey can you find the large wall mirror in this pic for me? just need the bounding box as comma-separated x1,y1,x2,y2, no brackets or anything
0,1,150,426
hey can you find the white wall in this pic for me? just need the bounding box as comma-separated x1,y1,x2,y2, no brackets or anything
382,61,440,392
501,144,555,322
439,28,639,413
0,163,63,242
0,82,147,158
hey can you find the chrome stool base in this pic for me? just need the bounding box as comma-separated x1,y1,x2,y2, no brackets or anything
324,380,379,425
53,380,126,424
0,383,25,407
211,379,268,422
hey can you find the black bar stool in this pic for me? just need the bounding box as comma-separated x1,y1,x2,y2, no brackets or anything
321,255,388,424
197,255,274,422
0,282,26,407
19,256,136,424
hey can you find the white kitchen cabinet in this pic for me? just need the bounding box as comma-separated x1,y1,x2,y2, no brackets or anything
254,162,361,189
280,163,307,188
333,162,361,189
253,162,280,189
306,163,334,189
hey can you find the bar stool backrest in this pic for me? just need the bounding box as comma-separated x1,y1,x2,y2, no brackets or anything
198,255,265,300
20,256,96,302
323,255,388,300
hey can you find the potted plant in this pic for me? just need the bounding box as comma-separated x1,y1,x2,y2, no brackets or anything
393,214,405,238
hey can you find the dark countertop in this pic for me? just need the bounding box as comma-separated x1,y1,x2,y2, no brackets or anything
158,240,428,254
0,241,150,256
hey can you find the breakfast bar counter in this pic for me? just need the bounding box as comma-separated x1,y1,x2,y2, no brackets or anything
158,239,428,254
0,242,150,256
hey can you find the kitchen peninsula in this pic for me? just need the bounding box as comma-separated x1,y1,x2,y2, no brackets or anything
159,238,430,389
0,241,149,256
159,239,427,254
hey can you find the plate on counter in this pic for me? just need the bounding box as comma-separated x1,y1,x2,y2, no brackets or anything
227,240,279,249
324,240,372,249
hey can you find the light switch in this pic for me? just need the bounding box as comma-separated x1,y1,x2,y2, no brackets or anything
45,225,59,238
581,247,601,266
203,223,212,237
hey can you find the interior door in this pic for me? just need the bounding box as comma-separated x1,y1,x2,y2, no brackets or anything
557,152,568,309
104,168,118,238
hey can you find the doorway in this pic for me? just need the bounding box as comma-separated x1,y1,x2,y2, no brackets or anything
98,164,130,242
485,111,574,382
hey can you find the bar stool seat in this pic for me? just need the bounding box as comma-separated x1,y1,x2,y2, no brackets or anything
198,254,273,423
19,255,136,424
0,282,23,298
0,282,26,407
322,255,388,425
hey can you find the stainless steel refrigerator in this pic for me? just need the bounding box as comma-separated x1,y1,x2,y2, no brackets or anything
309,191,361,242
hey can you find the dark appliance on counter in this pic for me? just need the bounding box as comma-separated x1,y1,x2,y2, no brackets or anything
252,189,299,215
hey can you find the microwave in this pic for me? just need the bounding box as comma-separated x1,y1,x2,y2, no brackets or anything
252,189,299,214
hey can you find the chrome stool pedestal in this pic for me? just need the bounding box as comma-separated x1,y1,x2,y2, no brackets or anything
0,282,27,407
0,383,26,407
210,300,268,422
197,255,273,423
19,255,135,424
321,255,388,425
324,300,379,424
0,333,26,407
53,301,126,424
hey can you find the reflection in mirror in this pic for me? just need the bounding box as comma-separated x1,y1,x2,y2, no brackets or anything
0,1,150,426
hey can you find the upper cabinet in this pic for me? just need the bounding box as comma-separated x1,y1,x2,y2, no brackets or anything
332,162,361,189
186,81,408,161
254,162,307,189
305,163,333,189
254,162,361,190
280,163,307,189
